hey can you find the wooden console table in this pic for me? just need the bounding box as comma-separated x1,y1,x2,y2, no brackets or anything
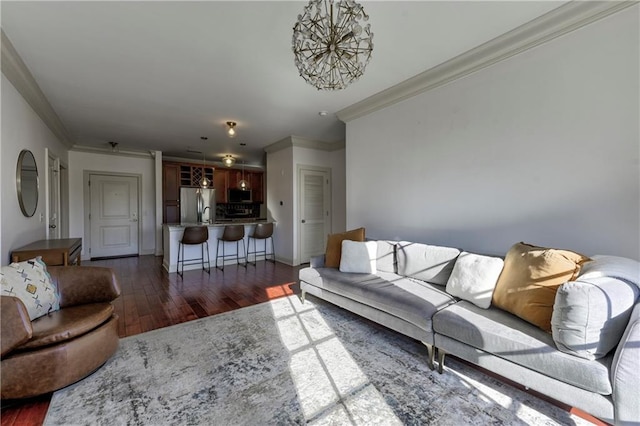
11,238,82,266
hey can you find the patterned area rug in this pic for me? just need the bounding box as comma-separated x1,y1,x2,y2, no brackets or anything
45,295,591,425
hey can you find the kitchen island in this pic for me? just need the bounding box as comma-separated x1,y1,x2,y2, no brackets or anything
162,220,273,273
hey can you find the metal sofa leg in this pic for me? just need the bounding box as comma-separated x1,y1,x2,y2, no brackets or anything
421,342,435,371
300,289,306,304
437,348,446,374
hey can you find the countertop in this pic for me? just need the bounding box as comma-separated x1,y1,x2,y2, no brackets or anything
163,219,271,229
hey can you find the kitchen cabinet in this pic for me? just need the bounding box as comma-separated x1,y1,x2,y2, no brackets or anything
162,162,265,223
162,163,180,223
162,162,215,223
214,169,228,203
250,172,264,203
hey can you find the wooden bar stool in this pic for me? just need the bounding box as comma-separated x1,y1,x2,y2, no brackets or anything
177,226,210,277
216,224,247,270
247,222,275,265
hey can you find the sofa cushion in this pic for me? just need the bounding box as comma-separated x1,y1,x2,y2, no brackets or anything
551,277,639,360
375,240,397,274
578,255,640,288
340,241,377,274
433,301,613,395
492,242,590,332
445,252,504,309
1,258,60,321
396,242,460,285
324,228,365,268
19,303,114,350
299,267,456,332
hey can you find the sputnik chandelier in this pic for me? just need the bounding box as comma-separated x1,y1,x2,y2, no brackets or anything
292,0,373,91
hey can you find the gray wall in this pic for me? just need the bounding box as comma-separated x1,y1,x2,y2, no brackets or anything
1,74,69,265
345,8,639,259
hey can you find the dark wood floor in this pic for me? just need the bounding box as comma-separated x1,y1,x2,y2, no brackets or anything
1,255,304,426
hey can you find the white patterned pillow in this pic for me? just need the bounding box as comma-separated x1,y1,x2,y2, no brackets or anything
1,257,60,320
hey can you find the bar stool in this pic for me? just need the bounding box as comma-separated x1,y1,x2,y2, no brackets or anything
216,224,247,270
247,222,275,265
177,226,210,277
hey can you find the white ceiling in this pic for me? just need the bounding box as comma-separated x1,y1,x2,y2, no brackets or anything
1,1,565,166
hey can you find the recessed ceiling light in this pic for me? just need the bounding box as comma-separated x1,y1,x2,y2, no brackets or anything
318,111,329,116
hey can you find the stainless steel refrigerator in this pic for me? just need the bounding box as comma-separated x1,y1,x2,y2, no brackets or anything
180,187,216,224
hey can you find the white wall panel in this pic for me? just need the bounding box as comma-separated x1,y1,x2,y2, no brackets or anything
1,75,69,265
346,8,639,258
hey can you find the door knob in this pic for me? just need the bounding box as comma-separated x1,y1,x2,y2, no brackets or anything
49,224,57,229
301,219,306,223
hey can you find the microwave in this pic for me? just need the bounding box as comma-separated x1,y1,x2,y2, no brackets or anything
228,188,252,203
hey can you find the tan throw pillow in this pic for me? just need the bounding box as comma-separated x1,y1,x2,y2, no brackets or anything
325,228,365,268
492,242,590,332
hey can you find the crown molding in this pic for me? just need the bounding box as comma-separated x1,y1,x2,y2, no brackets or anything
162,155,265,170
264,135,345,154
337,1,637,123
72,145,154,159
1,30,75,148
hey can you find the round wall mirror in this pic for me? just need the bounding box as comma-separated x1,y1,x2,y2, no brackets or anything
16,149,39,217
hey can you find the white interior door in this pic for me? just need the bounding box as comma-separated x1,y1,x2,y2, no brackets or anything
47,153,60,239
89,174,139,258
299,167,331,264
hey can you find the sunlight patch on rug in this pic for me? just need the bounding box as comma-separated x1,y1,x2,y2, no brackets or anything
271,299,401,424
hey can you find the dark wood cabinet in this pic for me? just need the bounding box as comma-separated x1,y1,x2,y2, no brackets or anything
228,170,242,190
162,163,180,224
214,169,228,203
162,162,265,223
250,172,264,203
163,161,214,223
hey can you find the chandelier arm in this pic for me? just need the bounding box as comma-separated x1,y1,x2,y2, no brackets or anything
333,6,351,37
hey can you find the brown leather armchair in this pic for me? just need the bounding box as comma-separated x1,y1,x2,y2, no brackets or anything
1,266,121,399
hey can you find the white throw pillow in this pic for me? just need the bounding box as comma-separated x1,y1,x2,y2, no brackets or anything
446,252,504,309
340,240,377,274
1,257,60,320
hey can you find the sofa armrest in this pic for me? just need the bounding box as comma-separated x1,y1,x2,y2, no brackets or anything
611,302,640,425
48,266,121,308
1,296,32,357
310,255,326,269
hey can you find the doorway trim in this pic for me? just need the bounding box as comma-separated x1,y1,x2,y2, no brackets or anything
59,161,69,238
83,170,142,260
45,149,61,239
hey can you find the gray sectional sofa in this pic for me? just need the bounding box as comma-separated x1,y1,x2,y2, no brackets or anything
299,240,640,425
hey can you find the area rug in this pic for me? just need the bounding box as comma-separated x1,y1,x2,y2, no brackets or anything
45,295,591,425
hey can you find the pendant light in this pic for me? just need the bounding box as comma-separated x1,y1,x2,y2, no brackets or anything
238,160,248,190
199,138,210,188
